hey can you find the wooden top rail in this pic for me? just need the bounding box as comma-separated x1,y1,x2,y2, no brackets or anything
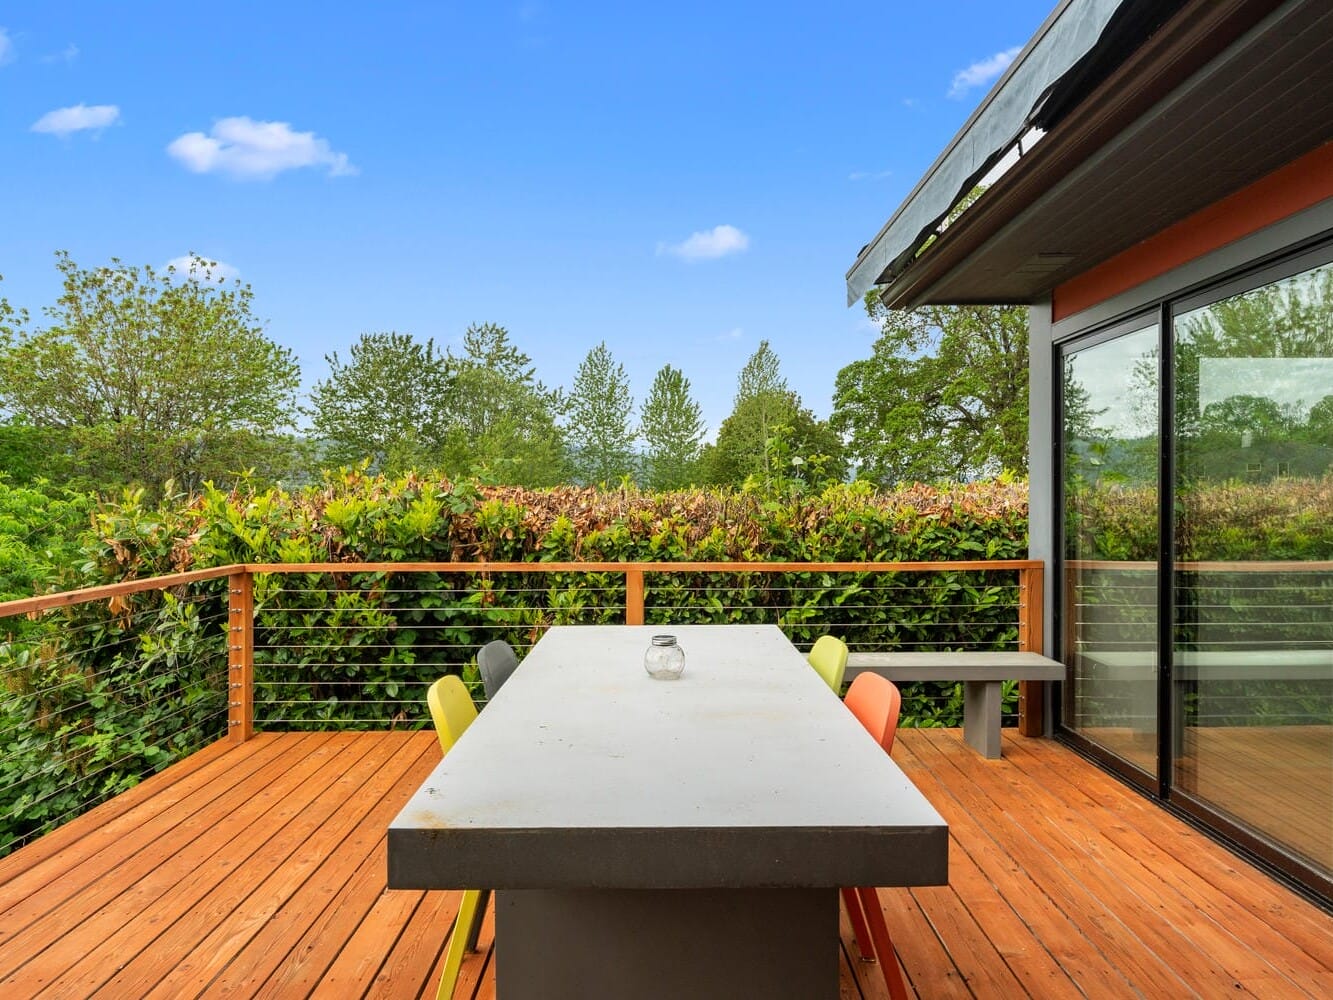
1068,559,1333,572
0,566,238,619
0,559,1042,621
241,560,1042,574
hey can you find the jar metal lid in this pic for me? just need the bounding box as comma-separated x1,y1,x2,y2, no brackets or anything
651,634,678,646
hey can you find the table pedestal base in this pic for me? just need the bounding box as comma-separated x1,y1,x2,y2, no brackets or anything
495,887,838,999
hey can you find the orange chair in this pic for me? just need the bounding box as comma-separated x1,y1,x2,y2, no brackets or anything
844,670,902,753
840,672,909,1000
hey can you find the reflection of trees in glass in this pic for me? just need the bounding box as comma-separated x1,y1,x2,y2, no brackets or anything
1065,329,1158,492
1175,261,1333,447
1199,394,1289,438
1178,258,1333,485
1306,395,1333,440
1062,331,1159,563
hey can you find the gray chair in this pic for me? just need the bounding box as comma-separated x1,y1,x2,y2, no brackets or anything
477,640,520,700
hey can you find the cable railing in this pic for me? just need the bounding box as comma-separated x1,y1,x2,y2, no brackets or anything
0,566,235,855
1064,559,1333,728
1,558,1045,855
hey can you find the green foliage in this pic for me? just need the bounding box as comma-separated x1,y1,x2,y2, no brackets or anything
0,487,229,852
309,331,452,474
0,252,303,495
639,364,706,489
0,418,75,487
436,324,568,486
702,340,846,486
833,294,1028,483
565,342,637,485
0,478,92,606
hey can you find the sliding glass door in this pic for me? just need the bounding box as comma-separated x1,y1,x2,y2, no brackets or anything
1059,247,1333,895
1171,257,1333,880
1060,320,1160,780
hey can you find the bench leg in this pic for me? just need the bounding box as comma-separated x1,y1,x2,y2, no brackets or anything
963,680,1003,759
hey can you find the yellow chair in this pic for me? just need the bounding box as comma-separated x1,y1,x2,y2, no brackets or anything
427,675,478,754
807,635,849,693
425,675,484,999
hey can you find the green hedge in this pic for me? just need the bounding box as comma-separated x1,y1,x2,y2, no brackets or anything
0,473,1029,852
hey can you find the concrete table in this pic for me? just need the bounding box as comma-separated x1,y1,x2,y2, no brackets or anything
388,624,948,1000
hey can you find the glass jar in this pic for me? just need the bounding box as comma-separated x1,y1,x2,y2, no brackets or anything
644,634,686,679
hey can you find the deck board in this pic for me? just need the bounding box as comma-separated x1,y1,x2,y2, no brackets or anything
0,729,1328,998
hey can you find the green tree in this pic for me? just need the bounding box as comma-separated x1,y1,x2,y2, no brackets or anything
702,340,789,481
0,418,73,487
438,323,567,486
702,341,845,486
309,332,451,474
832,294,1028,484
565,342,636,485
0,253,301,494
639,365,706,489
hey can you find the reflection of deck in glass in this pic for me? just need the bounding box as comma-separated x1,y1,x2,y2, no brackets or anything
1177,725,1333,875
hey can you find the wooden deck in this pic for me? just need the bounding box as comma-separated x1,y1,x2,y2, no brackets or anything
0,729,1329,999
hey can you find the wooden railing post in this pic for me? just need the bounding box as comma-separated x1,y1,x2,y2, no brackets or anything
1017,565,1046,737
624,568,645,626
228,571,254,743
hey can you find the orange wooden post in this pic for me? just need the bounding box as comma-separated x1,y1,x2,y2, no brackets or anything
228,571,255,743
625,568,645,625
1017,565,1045,737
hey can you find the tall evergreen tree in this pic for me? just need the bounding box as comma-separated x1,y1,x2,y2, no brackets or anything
565,342,636,485
640,365,705,489
702,341,844,485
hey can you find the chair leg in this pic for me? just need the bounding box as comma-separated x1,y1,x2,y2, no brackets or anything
841,886,876,962
856,886,910,1000
465,889,491,953
438,888,483,1000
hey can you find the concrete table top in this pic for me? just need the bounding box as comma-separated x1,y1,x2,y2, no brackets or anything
388,624,948,891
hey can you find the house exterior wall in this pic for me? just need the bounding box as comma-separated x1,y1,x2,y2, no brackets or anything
1051,141,1333,324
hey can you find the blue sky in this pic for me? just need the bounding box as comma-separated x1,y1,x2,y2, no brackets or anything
0,1,1052,439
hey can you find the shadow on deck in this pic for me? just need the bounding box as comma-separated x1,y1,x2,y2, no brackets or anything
0,729,1329,998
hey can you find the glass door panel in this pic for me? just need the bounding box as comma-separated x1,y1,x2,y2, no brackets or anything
1061,323,1161,777
1172,259,1333,879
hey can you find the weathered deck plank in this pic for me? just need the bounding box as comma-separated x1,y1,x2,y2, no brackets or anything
0,729,1328,999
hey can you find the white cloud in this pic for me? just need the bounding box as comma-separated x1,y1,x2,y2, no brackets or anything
948,46,1021,99
41,42,79,64
31,103,120,137
658,224,749,261
167,117,357,180
718,327,744,341
0,28,14,67
163,255,240,282
849,168,893,182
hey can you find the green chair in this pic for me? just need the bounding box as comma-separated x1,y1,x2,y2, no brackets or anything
425,676,485,999
807,635,849,693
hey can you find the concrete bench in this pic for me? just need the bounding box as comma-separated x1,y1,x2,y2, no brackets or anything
1075,649,1331,752
1078,649,1331,681
845,651,1065,759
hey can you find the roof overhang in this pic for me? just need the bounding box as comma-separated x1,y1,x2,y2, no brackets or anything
846,0,1333,309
